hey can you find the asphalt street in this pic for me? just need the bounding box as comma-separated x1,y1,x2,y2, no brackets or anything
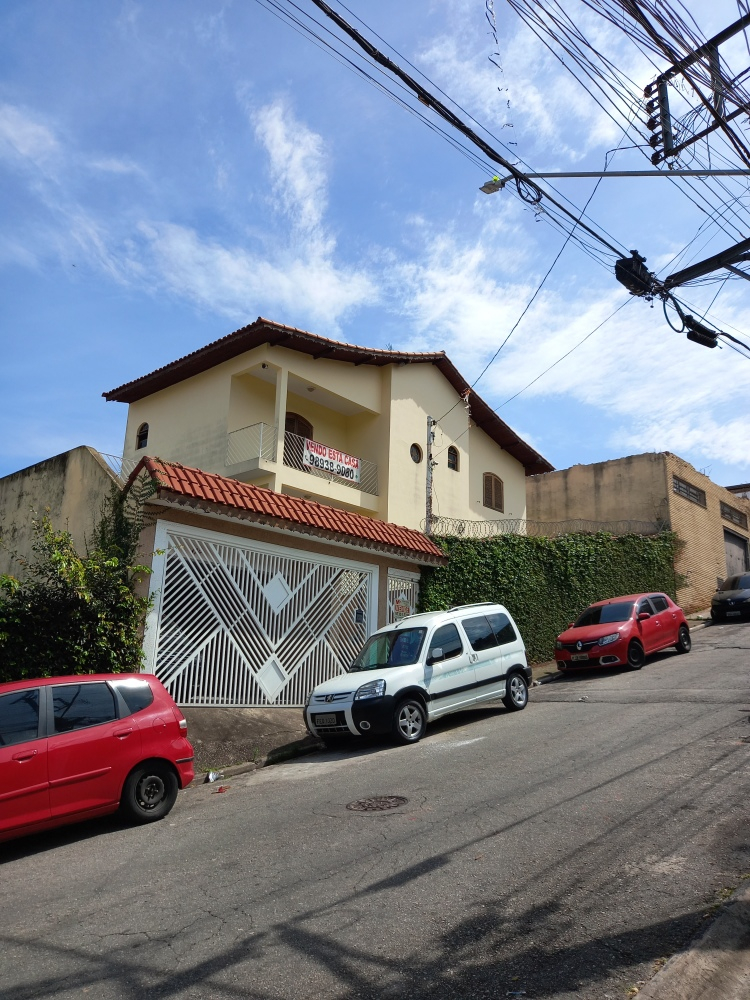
2,623,749,1000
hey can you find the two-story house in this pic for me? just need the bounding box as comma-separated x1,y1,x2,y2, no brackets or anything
95,318,553,708
104,317,553,530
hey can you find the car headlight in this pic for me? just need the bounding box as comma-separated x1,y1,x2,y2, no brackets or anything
304,691,312,707
555,640,563,649
598,633,620,646
354,679,386,700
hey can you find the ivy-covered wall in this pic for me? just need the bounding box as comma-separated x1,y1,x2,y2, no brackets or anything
418,532,681,664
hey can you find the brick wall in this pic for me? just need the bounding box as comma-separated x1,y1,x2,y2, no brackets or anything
664,453,750,612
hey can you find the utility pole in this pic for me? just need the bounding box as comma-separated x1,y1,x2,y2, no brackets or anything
425,415,436,535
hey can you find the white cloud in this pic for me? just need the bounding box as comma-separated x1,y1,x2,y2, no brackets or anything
133,98,378,329
88,157,145,176
0,104,58,166
252,98,328,235
136,220,376,329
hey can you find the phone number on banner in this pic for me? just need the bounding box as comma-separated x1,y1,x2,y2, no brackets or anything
305,454,359,481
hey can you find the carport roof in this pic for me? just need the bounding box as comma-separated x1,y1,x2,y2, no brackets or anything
104,317,553,476
128,457,447,564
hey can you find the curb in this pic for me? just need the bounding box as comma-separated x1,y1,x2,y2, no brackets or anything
637,881,750,999
191,736,323,786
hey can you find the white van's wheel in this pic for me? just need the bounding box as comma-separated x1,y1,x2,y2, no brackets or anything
393,699,426,744
502,672,528,711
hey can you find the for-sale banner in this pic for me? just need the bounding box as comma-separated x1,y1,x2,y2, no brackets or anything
303,439,361,483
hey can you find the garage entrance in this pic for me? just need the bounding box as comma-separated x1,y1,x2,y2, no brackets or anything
724,528,750,577
144,522,377,707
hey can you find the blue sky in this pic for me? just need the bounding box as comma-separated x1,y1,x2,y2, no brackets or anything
2,0,750,489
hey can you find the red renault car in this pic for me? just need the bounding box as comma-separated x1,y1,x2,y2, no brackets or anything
0,673,194,843
555,593,691,672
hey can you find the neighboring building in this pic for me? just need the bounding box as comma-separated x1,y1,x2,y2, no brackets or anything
103,317,553,531
130,457,445,708
0,446,117,579
527,452,750,612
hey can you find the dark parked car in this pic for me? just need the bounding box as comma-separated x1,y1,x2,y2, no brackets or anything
711,573,750,622
555,593,691,671
0,674,194,843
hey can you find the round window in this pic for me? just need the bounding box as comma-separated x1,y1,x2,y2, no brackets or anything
410,443,423,464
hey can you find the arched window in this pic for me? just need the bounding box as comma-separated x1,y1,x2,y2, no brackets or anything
483,473,504,512
136,423,149,450
284,412,314,470
285,412,313,440
447,446,459,471
410,443,423,464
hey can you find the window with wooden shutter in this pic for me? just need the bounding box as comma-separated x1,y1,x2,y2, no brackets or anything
483,473,504,512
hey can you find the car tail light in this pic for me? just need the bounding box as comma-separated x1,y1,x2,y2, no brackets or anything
172,707,188,737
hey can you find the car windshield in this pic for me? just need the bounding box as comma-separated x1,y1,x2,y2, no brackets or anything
720,574,750,591
574,602,634,627
348,628,427,671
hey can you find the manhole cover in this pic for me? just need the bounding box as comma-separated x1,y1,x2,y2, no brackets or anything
346,796,408,812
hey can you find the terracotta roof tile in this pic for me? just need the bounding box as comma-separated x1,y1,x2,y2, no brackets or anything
129,457,446,562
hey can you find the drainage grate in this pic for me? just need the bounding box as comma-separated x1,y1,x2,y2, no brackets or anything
346,796,408,812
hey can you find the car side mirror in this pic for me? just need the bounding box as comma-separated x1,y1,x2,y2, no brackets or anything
638,611,651,621
427,647,444,665
568,622,574,629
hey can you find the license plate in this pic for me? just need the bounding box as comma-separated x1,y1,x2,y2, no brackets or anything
313,713,337,726
571,653,589,662
727,610,741,617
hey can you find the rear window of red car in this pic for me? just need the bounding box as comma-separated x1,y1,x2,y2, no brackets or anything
110,677,155,715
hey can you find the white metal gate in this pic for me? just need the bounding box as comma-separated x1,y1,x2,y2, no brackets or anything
387,569,420,623
144,522,377,707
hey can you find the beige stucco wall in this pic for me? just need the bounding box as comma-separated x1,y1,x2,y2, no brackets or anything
122,343,384,475
0,447,117,580
527,453,669,526
468,424,527,522
664,453,750,612
386,363,527,528
526,451,750,613
118,344,528,532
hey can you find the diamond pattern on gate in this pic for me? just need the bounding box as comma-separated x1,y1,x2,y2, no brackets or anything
153,528,373,707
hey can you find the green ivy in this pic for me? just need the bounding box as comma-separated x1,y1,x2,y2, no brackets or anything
418,531,681,664
0,480,154,682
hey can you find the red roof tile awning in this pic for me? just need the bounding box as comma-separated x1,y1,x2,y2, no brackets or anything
128,457,447,564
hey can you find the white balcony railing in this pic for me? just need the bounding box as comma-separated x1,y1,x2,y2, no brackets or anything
226,422,379,497
226,422,278,466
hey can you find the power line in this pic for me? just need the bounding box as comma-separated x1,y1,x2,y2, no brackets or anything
306,0,628,257
497,298,634,406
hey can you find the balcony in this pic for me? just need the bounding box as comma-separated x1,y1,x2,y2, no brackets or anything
226,422,379,497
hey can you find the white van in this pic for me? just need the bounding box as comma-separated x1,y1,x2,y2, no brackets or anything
303,603,531,746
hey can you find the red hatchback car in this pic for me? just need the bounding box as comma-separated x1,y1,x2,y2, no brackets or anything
555,593,691,672
0,673,194,843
